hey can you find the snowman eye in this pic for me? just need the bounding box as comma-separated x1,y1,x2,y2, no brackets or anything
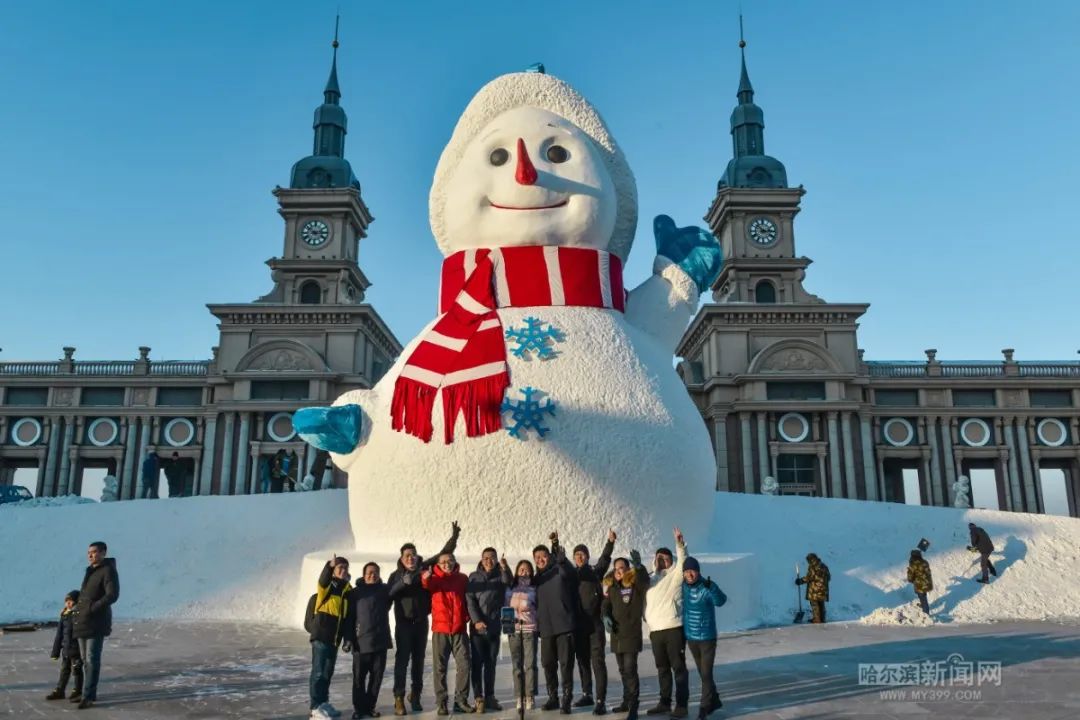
546,145,569,163
489,148,509,166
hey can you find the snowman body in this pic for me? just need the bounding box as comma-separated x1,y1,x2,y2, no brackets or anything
325,72,718,555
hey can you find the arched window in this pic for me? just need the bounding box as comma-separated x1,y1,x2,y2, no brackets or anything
755,280,777,304
299,281,322,305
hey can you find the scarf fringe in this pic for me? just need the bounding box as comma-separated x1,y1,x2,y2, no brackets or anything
391,378,438,443
441,373,510,444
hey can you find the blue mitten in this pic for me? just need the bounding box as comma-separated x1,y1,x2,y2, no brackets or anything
292,404,362,454
653,214,723,293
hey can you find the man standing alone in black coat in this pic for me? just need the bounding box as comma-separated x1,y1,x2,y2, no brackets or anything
534,531,579,715
967,522,997,583
571,529,616,715
72,541,119,709
344,562,393,718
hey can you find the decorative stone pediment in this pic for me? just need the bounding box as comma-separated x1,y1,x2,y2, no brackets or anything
234,340,328,373
748,339,842,375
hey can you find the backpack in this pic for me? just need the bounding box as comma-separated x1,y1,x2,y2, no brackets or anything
303,593,319,634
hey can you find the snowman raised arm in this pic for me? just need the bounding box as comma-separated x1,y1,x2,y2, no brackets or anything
293,71,720,544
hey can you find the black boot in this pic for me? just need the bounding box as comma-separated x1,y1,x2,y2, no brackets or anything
627,703,639,720
408,692,423,712
46,689,65,700
575,695,595,708
542,697,561,711
593,701,608,715
611,702,629,713
646,703,671,716
561,696,573,715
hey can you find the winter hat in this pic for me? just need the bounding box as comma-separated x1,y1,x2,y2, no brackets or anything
910,550,922,560
429,71,638,262
65,590,80,603
573,544,590,557
683,557,701,573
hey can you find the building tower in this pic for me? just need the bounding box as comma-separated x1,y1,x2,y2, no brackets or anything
677,30,873,501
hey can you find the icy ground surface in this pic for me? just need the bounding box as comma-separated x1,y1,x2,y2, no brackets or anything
1,620,1078,719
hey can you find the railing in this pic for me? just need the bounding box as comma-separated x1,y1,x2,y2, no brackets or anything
1018,362,1080,377
940,363,1004,378
73,361,137,376
867,360,1080,378
0,362,61,375
866,363,926,378
149,361,210,376
0,360,210,377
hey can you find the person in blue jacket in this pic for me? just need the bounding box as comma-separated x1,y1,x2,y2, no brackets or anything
681,558,726,719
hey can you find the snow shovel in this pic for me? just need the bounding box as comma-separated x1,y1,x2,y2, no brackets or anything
793,562,805,624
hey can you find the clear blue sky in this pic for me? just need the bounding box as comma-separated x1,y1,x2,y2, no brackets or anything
2,0,1078,364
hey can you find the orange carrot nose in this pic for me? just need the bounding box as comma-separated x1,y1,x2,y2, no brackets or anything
515,138,538,185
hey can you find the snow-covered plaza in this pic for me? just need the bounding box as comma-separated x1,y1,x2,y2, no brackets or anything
3,619,1078,718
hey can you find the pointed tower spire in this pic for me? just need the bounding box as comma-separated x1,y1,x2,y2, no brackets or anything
737,15,754,103
289,16,360,189
324,15,341,102
717,15,788,189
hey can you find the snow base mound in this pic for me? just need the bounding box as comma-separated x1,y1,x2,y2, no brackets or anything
860,601,936,627
0,495,97,510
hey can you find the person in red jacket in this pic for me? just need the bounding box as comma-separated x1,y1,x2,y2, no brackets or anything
422,551,473,716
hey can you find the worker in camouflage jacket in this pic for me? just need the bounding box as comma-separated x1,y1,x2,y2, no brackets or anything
795,553,830,624
906,549,933,614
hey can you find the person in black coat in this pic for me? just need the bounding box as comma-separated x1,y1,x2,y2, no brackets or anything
46,590,83,702
386,522,459,714
601,552,649,720
534,531,579,714
571,529,616,714
344,562,393,718
466,548,514,713
967,523,997,583
72,541,119,709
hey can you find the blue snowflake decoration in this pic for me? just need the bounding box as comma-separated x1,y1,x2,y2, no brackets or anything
500,386,556,439
505,316,564,360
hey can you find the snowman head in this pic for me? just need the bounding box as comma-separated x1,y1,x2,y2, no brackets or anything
430,72,637,262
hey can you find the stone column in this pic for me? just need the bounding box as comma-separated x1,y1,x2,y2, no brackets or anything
859,414,877,501
740,413,754,494
135,418,151,498
198,414,218,495
220,412,236,496
826,412,842,498
713,414,729,491
756,413,769,489
926,417,943,507
249,449,261,494
1016,418,1038,513
44,417,62,497
1001,418,1022,512
816,449,827,497
941,417,957,506
56,418,75,495
235,413,251,495
841,411,857,499
120,419,138,500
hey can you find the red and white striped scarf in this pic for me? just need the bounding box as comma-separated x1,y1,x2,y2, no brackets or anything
391,245,625,444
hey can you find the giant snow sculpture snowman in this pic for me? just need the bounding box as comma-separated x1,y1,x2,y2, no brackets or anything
296,70,722,555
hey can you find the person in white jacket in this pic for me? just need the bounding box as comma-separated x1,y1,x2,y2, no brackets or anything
644,528,689,718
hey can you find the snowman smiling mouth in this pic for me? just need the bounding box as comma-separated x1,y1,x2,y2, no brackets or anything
488,199,569,211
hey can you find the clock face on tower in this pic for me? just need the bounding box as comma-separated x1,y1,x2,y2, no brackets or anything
300,219,331,247
747,217,778,246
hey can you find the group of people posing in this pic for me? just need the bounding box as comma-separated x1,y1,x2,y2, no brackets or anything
306,524,727,720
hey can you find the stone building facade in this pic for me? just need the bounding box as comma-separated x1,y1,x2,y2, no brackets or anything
675,46,1080,518
0,40,401,499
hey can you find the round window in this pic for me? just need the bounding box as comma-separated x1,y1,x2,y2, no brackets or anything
960,418,992,447
87,418,119,447
777,412,810,443
1036,418,1068,447
164,418,196,447
883,418,915,447
267,412,297,442
11,418,42,447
